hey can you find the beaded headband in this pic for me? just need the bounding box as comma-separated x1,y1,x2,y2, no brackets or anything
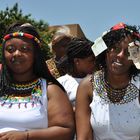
111,22,140,38
3,32,41,44
92,22,140,57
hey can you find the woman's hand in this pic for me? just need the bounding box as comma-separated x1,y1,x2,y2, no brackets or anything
0,131,27,140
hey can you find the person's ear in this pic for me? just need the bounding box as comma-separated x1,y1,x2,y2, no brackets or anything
74,58,80,65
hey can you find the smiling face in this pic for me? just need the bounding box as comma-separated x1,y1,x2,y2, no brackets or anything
4,37,35,76
106,35,134,76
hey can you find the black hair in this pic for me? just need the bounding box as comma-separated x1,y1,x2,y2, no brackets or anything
58,37,94,75
0,22,65,96
96,23,140,78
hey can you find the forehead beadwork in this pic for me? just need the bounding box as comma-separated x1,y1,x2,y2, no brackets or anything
3,32,41,45
111,22,140,39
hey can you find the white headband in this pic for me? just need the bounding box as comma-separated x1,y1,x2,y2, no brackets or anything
91,37,107,57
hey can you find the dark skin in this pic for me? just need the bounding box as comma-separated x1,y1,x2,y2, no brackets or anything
73,55,95,78
105,35,133,89
75,75,93,140
52,45,66,61
75,35,139,140
4,38,35,82
0,37,75,140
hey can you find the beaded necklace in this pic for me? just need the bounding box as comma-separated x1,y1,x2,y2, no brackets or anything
0,78,43,108
94,71,139,105
10,78,41,94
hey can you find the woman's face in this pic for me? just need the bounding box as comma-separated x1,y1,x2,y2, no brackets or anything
75,55,95,76
4,37,34,75
106,35,134,76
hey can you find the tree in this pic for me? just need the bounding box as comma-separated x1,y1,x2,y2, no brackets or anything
0,3,54,61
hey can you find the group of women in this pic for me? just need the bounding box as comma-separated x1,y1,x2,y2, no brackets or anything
0,21,139,140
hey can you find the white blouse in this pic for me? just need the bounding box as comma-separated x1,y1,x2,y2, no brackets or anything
0,78,48,133
90,72,140,140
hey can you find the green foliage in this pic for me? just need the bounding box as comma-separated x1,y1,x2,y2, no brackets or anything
0,3,54,61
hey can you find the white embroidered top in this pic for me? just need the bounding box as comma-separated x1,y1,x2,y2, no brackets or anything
0,78,48,133
90,71,140,140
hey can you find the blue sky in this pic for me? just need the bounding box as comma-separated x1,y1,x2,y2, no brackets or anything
0,0,140,41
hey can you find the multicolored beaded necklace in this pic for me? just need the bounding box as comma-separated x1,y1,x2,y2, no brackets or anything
93,70,139,105
0,78,43,108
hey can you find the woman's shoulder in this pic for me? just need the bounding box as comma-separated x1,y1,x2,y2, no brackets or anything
78,71,103,93
78,74,93,90
47,83,65,97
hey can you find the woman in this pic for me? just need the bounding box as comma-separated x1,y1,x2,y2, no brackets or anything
0,22,75,140
57,37,95,109
75,22,140,140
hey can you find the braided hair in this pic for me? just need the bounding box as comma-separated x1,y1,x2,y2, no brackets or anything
58,37,94,76
0,22,65,97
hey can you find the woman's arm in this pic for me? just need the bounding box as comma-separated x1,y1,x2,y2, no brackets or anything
75,75,93,140
0,84,75,140
25,84,75,140
47,84,75,140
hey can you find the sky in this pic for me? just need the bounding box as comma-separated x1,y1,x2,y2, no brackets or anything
0,0,140,41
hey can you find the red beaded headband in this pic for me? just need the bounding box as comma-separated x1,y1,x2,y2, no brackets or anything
111,22,140,39
3,32,41,44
